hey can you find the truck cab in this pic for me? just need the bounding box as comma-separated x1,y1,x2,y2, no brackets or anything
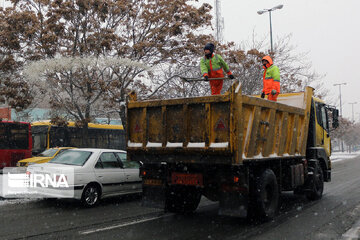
306,97,338,182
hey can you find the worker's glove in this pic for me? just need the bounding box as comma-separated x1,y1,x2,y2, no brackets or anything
261,92,265,98
229,74,235,79
204,76,209,81
271,89,277,95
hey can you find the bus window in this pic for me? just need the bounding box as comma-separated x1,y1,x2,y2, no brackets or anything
0,126,8,149
9,124,29,149
49,126,70,148
31,121,125,152
32,125,48,155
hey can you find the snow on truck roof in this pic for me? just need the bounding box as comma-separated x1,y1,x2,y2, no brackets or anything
252,91,307,109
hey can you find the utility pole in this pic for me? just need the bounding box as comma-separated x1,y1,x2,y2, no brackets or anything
214,0,224,43
333,83,347,116
349,102,357,122
333,82,347,152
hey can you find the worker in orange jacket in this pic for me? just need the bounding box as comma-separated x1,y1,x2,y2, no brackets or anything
200,43,234,95
261,55,280,101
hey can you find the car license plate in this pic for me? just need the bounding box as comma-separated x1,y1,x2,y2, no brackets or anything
171,173,203,186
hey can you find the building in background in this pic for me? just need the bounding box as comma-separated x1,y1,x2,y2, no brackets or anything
0,107,11,120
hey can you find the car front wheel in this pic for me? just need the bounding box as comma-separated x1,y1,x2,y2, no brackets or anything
81,184,101,207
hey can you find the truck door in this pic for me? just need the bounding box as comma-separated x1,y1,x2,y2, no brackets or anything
315,102,331,156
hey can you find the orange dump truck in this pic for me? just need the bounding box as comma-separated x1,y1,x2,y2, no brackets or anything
126,81,338,220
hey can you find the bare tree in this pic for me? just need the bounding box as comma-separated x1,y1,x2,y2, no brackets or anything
222,34,327,97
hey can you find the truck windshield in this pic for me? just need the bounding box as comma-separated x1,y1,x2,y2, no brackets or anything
315,102,329,132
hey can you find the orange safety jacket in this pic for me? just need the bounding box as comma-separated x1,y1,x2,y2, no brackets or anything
262,56,280,95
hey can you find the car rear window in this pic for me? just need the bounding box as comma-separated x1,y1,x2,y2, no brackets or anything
49,150,92,166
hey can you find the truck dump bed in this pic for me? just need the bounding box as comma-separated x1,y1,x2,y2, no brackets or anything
127,82,313,165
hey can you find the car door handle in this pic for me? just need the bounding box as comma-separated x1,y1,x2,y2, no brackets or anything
98,175,103,178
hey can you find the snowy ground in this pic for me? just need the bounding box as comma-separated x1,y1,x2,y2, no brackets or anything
330,151,360,162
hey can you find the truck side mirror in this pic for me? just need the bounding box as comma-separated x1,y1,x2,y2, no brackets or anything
332,109,339,129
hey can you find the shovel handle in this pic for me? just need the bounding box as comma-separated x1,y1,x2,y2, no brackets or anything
181,77,232,82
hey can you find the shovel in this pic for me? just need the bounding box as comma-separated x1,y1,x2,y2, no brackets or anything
180,77,233,82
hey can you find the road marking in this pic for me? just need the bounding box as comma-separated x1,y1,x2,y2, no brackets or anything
79,215,164,235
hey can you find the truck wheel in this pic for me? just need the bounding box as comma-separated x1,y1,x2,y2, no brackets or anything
250,169,279,220
305,162,324,201
81,184,101,207
165,186,201,213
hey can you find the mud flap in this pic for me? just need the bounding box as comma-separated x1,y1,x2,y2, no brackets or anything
218,192,248,217
142,186,166,209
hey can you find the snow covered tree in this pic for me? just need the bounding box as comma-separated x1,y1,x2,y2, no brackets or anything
24,56,149,143
1,0,213,126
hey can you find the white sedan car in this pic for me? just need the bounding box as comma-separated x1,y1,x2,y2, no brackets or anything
26,149,141,207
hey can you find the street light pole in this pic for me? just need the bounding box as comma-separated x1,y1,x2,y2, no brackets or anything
349,102,357,122
269,11,273,53
333,83,347,117
257,4,283,53
333,82,347,152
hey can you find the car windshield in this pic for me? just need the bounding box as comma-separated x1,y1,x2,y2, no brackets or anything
49,150,92,166
37,148,58,157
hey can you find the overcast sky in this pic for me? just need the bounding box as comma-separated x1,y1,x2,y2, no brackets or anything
200,0,360,120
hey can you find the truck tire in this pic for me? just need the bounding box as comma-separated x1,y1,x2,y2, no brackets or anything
165,186,201,214
305,161,324,201
249,169,279,221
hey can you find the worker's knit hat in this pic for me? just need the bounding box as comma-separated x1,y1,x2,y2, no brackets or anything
204,43,215,53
